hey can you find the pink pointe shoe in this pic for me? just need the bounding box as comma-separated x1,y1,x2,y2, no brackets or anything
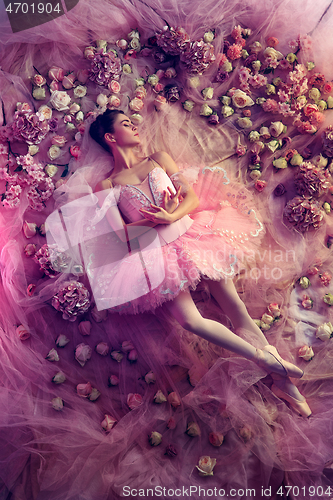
254,345,304,379
271,384,312,418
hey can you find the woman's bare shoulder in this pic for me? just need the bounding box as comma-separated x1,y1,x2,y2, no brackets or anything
94,178,113,193
150,151,179,175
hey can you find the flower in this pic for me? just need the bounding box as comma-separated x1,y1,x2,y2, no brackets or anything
78,320,91,336
89,49,122,86
273,183,286,197
89,388,101,401
108,375,119,386
95,342,109,356
70,145,81,159
11,105,49,144
290,153,303,166
24,243,37,257
315,322,333,339
273,158,288,169
167,416,176,429
283,196,324,232
52,371,66,384
180,39,216,75
221,105,234,118
250,170,261,181
76,382,92,397
127,349,138,362
294,162,330,198
261,313,274,325
45,164,58,177
48,66,65,81
262,99,278,113
49,90,71,111
196,456,217,477
165,444,178,457
232,89,254,108
208,113,219,125
111,350,124,362
153,390,167,403
154,95,167,111
201,87,214,100
267,303,281,318
116,38,128,50
77,69,89,84
186,421,201,437
122,64,132,74
298,345,314,361
269,121,285,137
165,86,180,102
101,414,117,432
144,371,156,384
267,36,279,47
156,26,190,56
46,348,59,362
52,281,90,321
130,113,143,125
237,117,252,129
301,294,313,309
55,334,70,347
299,276,310,289
75,343,92,367
48,145,61,160
320,272,332,286
127,393,143,410
236,145,247,157
109,95,121,108
51,397,64,411
16,324,30,340
149,431,162,446
239,425,252,442
73,85,87,98
323,294,333,306
168,392,181,408
209,432,224,447
121,340,134,352
255,180,267,192
32,87,46,100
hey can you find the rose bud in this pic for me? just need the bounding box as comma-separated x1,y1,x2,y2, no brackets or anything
51,397,64,411
127,349,138,362
27,284,36,296
127,393,143,410
261,313,274,325
49,80,60,92
116,38,128,50
28,145,39,156
46,348,59,362
167,416,176,429
97,94,108,107
111,350,124,362
299,276,310,289
168,392,181,408
239,425,252,442
101,414,117,432
62,73,76,89
78,320,91,336
91,306,108,322
108,375,119,386
121,340,134,352
298,345,314,361
149,431,162,446
75,343,92,367
76,382,92,397
77,69,89,84
52,371,66,384
95,342,109,356
69,103,81,115
33,74,46,86
196,456,217,477
209,432,224,447
23,221,38,238
267,303,281,318
48,66,65,81
154,390,167,404
88,388,101,401
273,183,286,197
165,444,177,457
186,422,201,437
301,295,313,309
55,334,70,347
32,87,46,100
16,324,30,340
144,371,156,384
315,322,333,340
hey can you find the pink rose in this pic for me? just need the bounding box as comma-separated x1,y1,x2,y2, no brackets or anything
301,294,313,310
236,145,247,157
297,121,317,134
153,82,164,93
46,348,59,362
84,46,95,60
121,340,134,352
127,349,138,362
33,74,46,86
101,414,117,432
62,73,76,90
304,103,318,117
267,303,281,318
108,95,121,108
320,272,332,286
23,221,38,238
108,80,121,93
255,180,267,192
129,97,144,112
24,243,36,256
49,90,71,111
144,371,156,384
127,393,143,410
168,391,181,408
95,342,109,356
116,39,128,50
108,375,119,386
48,66,65,81
51,135,67,147
55,334,70,347
298,345,314,361
267,36,279,47
70,145,81,159
209,432,224,447
167,416,176,429
16,324,30,340
76,381,92,397
111,350,124,362
75,343,92,367
154,95,167,111
156,69,165,79
77,69,89,84
134,87,147,99
49,80,60,92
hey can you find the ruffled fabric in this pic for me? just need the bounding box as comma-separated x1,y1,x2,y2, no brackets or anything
1,0,333,499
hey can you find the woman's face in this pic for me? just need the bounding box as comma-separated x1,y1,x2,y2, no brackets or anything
106,114,140,148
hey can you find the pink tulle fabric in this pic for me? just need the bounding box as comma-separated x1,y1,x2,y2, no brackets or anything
0,0,333,499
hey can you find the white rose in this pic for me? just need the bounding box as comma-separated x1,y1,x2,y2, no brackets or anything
269,121,286,137
38,105,52,120
97,94,108,107
148,74,159,86
49,90,71,111
129,38,141,51
29,145,39,156
45,164,58,177
96,39,107,51
263,47,284,61
204,31,214,43
183,100,195,112
260,321,271,331
261,313,274,325
73,85,87,98
220,95,231,105
76,111,84,122
122,64,132,74
48,145,61,160
221,60,233,73
188,76,200,89
51,397,63,411
33,87,46,100
130,113,143,125
248,131,260,142
312,154,328,168
200,104,213,116
298,345,314,361
69,103,80,114
196,456,217,477
232,89,254,108
259,126,270,139
266,139,281,153
237,117,253,129
221,105,234,118
202,87,214,100
249,170,261,180
315,322,333,341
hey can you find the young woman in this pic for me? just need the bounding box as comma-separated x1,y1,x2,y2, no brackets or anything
89,108,311,417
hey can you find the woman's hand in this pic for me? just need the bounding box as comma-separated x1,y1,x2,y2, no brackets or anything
162,186,182,214
139,204,175,225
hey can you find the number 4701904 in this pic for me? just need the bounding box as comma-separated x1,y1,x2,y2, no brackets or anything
277,485,332,497
5,3,61,14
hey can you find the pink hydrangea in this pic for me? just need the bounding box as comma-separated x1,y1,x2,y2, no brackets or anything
89,49,122,87
262,99,279,113
284,195,324,232
156,26,190,56
180,39,216,74
322,126,333,157
52,281,91,321
33,244,71,277
11,104,49,145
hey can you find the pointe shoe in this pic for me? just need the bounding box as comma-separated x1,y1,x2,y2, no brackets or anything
271,384,312,418
255,345,304,379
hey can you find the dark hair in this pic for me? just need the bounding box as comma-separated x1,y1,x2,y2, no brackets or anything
89,109,125,152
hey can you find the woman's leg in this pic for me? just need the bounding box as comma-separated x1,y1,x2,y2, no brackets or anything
207,278,268,346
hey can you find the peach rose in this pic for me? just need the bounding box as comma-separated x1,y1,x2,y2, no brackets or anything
51,135,67,147
33,74,46,86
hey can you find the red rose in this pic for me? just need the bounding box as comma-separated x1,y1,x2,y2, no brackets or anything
70,145,81,159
